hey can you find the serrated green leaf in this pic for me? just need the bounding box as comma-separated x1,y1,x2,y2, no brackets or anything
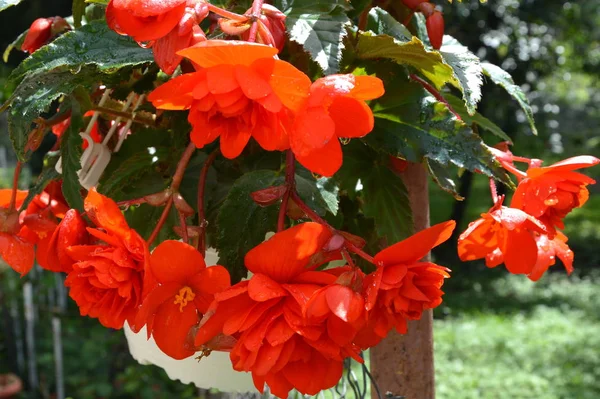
60,100,84,212
0,0,25,12
73,0,86,28
482,62,537,135
362,163,413,243
5,67,97,161
295,173,339,216
10,20,153,84
282,0,350,75
98,149,169,200
439,36,482,115
356,33,454,90
445,93,512,143
426,159,464,201
216,170,284,283
3,30,26,63
366,7,412,42
366,72,511,186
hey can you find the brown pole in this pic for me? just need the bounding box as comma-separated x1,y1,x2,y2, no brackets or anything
370,162,435,399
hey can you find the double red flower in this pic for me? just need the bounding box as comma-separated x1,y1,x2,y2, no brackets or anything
106,0,207,74
193,221,454,397
63,189,148,329
459,153,599,280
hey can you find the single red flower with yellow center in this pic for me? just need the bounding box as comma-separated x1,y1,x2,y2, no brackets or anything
529,231,574,282
290,74,385,177
148,40,311,159
132,240,230,359
355,221,455,348
106,0,208,74
64,189,148,329
511,155,600,234
458,199,547,276
194,223,357,398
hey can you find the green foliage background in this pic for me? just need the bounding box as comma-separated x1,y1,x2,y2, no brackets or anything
0,0,598,398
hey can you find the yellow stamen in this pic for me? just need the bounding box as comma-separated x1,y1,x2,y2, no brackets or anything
173,286,195,312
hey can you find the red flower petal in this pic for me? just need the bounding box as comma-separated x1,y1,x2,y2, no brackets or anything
244,223,333,283
294,136,343,177
178,40,278,68
375,220,456,266
0,233,35,276
152,300,198,359
150,240,206,284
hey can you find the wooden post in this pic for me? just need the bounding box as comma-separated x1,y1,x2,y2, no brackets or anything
370,162,435,399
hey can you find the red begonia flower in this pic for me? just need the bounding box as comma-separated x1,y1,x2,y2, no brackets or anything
458,200,547,276
64,189,148,329
42,209,89,273
355,221,455,348
148,40,311,159
0,187,70,276
290,74,384,176
194,223,355,398
106,0,207,74
511,155,599,235
21,17,70,54
529,231,574,282
133,240,230,359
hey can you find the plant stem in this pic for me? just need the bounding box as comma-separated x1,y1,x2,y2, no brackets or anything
247,0,265,42
501,161,527,180
344,240,376,265
489,179,499,205
148,197,173,246
10,162,22,211
409,74,462,121
117,198,147,207
92,106,155,127
197,150,219,255
178,210,189,244
278,151,296,232
172,142,196,190
207,3,247,22
342,248,356,269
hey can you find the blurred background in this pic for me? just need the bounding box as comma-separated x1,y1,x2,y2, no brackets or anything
0,0,598,398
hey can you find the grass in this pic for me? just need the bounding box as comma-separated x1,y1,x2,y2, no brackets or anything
434,273,600,399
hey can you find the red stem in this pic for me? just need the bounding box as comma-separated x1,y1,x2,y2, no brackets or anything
410,74,462,121
501,161,527,180
511,155,532,164
148,197,173,246
172,143,196,190
489,179,499,205
178,210,189,244
345,240,376,265
197,150,219,256
278,151,296,232
207,4,247,22
10,162,22,211
247,0,265,42
342,248,356,269
117,198,147,208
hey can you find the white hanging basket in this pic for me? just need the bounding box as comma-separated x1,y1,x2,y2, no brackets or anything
123,248,255,393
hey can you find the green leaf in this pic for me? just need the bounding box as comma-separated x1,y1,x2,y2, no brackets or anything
0,0,25,12
366,7,412,42
362,163,413,243
426,159,464,201
356,33,454,90
3,30,26,63
366,72,511,186
98,149,170,200
60,100,84,212
445,93,512,143
73,0,86,28
5,67,97,161
125,204,179,244
10,20,153,84
216,170,284,283
280,0,350,75
482,62,538,135
295,172,339,216
439,36,483,116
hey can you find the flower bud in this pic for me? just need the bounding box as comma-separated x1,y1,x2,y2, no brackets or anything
425,10,444,49
22,17,70,54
